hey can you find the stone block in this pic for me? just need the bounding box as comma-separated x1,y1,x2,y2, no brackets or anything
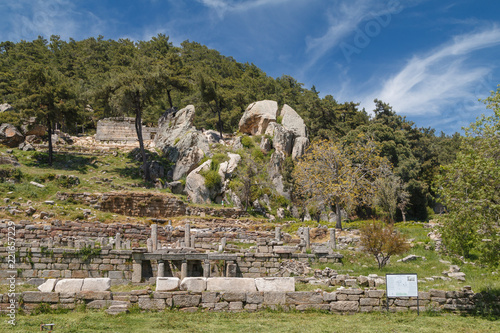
54,279,84,293
286,292,323,304
22,292,59,303
156,277,180,291
366,289,385,298
138,297,166,310
246,292,264,304
221,292,246,302
82,278,111,292
229,301,243,311
38,279,57,292
331,301,359,312
108,271,124,279
202,292,219,303
77,291,111,300
172,294,201,308
430,289,446,298
214,301,228,310
323,292,337,302
255,277,295,292
360,297,380,306
296,304,330,311
263,291,286,305
87,300,127,309
180,277,207,293
206,278,257,292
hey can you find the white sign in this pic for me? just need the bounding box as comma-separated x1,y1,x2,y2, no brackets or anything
386,274,418,297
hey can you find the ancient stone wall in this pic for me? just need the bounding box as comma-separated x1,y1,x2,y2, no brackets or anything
2,287,497,315
95,117,157,142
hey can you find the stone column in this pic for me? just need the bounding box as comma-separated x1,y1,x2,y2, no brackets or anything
146,238,153,253
305,227,310,250
329,228,336,250
132,259,142,283
157,260,165,278
181,260,188,280
184,223,191,248
226,261,237,277
115,232,121,250
191,234,196,249
221,237,227,249
275,227,281,241
151,224,158,252
203,260,211,278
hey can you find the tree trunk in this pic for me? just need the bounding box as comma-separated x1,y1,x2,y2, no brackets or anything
335,201,342,230
134,95,150,182
167,89,173,109
47,116,53,166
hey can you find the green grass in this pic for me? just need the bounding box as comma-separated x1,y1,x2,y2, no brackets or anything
1,310,498,332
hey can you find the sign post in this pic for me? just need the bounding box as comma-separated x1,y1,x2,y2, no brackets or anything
385,273,419,315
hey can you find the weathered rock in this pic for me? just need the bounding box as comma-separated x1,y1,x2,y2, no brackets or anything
218,153,241,181
204,129,221,143
81,278,111,292
0,123,24,148
172,294,201,308
180,277,207,293
38,279,57,292
255,278,295,292
154,106,210,180
0,103,13,112
156,277,180,291
291,137,309,160
0,153,20,166
54,279,84,293
206,278,257,292
265,122,294,155
168,181,184,195
280,104,307,137
185,160,212,204
238,100,278,135
260,136,272,152
138,297,166,310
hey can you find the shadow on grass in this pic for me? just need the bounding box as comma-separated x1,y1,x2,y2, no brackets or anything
25,151,98,173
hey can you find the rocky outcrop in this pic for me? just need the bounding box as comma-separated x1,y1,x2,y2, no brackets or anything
265,122,294,155
185,160,212,204
281,104,307,137
218,153,241,182
238,100,278,135
0,153,21,166
268,151,289,199
292,137,309,160
0,123,24,148
155,106,210,181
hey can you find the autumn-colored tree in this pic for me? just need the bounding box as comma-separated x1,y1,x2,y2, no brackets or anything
293,136,389,229
360,221,410,269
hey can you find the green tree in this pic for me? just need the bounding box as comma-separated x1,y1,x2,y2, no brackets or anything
373,169,409,223
436,86,500,265
15,65,78,165
293,136,389,229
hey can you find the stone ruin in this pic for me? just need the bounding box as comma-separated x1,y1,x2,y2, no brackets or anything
95,117,157,143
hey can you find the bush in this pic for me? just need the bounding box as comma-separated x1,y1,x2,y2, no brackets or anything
359,221,410,269
240,136,254,148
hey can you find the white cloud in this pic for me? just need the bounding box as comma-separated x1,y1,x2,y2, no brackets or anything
360,27,500,116
197,0,293,17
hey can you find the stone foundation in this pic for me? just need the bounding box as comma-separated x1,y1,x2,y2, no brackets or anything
95,117,157,142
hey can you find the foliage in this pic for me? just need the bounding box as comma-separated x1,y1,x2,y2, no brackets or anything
293,135,389,229
435,87,500,265
373,169,410,223
240,135,254,148
359,221,410,269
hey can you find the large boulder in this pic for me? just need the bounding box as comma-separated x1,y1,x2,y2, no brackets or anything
0,123,24,148
185,160,212,204
154,106,210,180
265,122,294,156
218,153,241,181
238,100,278,135
281,104,307,138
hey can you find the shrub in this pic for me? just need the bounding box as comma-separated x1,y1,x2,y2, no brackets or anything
240,136,254,148
359,221,410,269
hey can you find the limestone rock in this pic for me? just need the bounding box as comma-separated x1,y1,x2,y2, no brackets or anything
156,277,180,291
168,181,184,195
54,279,84,293
204,129,221,143
154,106,210,180
255,277,295,292
238,100,278,135
291,137,309,160
260,136,272,152
82,278,111,291
206,278,257,292
185,160,212,204
280,104,307,137
0,123,24,148
0,103,13,112
218,153,241,181
265,122,294,155
180,277,207,293
38,279,57,292
0,153,20,167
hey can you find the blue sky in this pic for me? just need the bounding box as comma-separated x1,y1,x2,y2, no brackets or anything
1,0,500,134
